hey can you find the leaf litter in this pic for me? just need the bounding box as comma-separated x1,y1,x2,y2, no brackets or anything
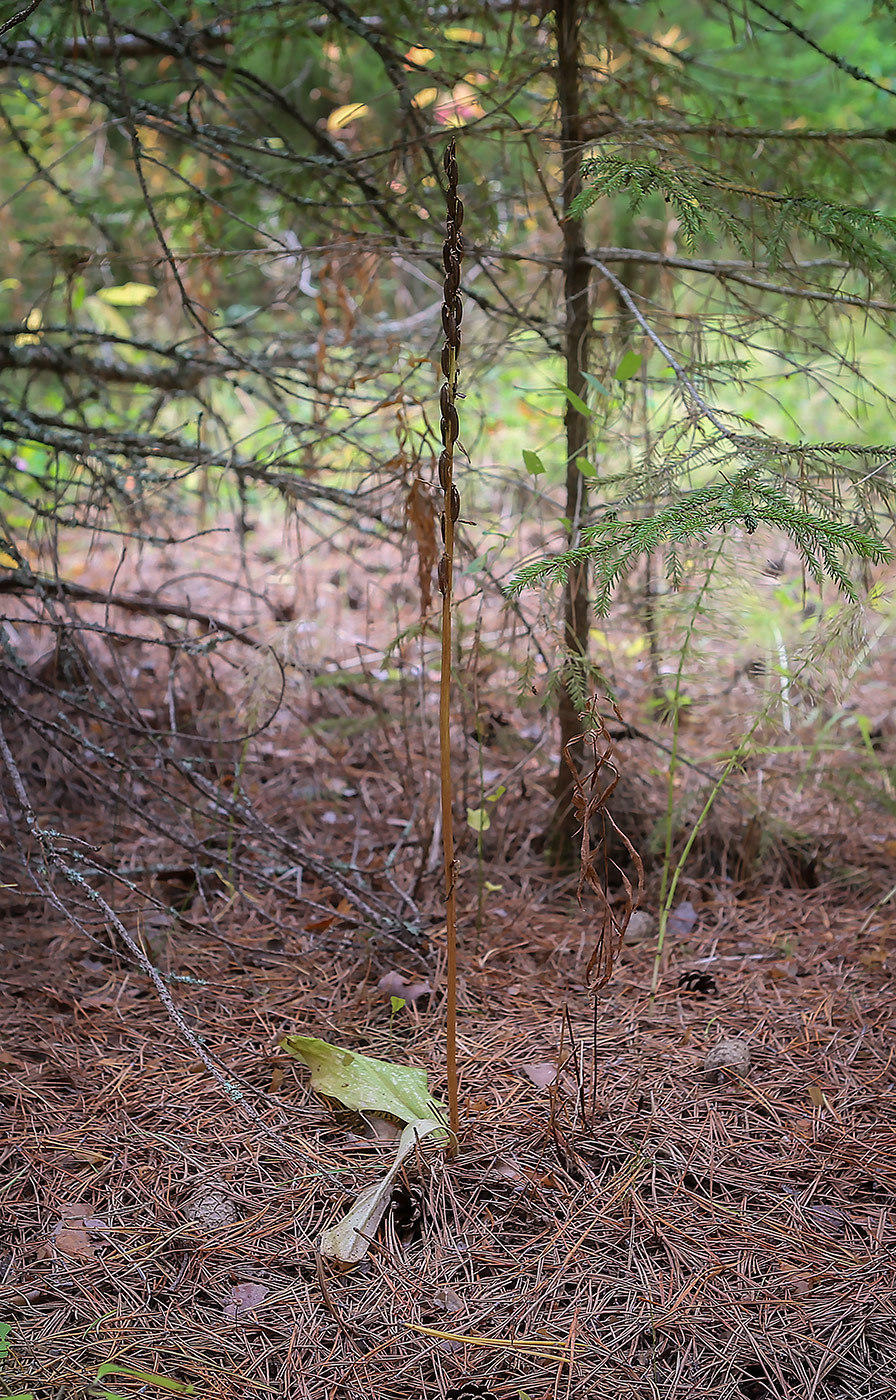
1,525,895,1398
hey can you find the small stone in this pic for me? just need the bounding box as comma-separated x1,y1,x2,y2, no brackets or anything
625,910,657,943
668,900,698,938
704,1037,751,1082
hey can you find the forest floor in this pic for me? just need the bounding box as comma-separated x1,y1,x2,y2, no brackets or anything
2,515,895,1400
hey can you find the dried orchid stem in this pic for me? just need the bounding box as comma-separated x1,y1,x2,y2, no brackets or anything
438,137,464,1141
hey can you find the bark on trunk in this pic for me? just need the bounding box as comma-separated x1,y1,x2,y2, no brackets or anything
546,0,592,864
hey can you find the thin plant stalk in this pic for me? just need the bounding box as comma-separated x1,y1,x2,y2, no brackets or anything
652,541,725,994
437,138,464,1140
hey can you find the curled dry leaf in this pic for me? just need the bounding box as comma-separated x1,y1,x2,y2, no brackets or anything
404,477,438,614
320,1118,444,1265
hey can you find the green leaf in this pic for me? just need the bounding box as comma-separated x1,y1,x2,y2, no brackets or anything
70,276,87,315
615,351,643,382
577,459,598,478
281,1039,448,1266
0,1324,11,1359
581,371,611,397
487,785,506,802
466,806,490,832
279,1035,447,1127
855,714,874,751
553,382,591,416
389,996,406,1015
95,282,158,307
522,449,545,476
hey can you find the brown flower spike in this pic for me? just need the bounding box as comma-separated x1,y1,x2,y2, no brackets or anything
438,139,464,1139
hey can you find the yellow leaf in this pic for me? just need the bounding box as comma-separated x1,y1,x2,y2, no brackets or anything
445,27,482,42
14,306,42,345
95,282,158,306
405,46,434,64
412,87,440,109
326,103,368,131
84,296,131,338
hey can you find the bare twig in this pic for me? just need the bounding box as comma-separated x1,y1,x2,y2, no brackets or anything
0,0,46,40
0,711,336,1182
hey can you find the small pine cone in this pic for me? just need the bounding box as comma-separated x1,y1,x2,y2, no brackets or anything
678,969,718,996
445,1382,493,1400
390,1177,427,1235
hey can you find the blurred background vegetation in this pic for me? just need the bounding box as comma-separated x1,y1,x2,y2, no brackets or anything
2,0,896,929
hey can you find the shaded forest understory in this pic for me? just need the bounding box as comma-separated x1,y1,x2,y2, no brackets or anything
4,1,896,1393
1,527,895,1400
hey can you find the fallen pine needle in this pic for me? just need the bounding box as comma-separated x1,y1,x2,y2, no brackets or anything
404,1321,573,1358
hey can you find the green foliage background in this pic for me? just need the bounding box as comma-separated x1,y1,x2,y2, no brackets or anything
1,0,895,678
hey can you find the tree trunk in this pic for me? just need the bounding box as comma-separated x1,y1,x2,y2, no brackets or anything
546,0,592,864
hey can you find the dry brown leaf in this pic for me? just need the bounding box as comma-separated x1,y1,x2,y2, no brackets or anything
431,1285,463,1314
377,970,432,1006
404,477,438,614
224,1282,269,1320
52,1203,100,1261
361,1114,403,1143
